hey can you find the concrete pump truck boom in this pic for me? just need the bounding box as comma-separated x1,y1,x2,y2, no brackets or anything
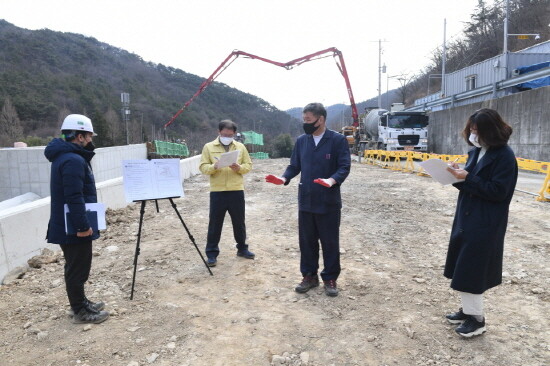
163,47,361,138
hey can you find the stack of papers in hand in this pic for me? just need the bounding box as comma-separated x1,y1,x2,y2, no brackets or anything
418,159,465,185
217,150,240,168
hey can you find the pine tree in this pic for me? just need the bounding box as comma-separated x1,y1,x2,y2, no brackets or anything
91,110,112,147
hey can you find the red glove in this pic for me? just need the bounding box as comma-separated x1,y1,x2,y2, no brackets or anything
265,175,286,185
314,178,335,188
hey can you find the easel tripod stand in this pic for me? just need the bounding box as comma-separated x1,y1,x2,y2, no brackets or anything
130,197,213,300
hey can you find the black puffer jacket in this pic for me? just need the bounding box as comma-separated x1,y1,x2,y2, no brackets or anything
44,138,99,244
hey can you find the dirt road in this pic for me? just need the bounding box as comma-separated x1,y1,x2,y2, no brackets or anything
0,159,548,366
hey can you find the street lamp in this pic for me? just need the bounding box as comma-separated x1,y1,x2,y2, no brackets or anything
503,0,541,53
508,33,541,40
386,74,406,108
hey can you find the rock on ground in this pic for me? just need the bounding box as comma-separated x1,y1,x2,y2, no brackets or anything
0,159,548,366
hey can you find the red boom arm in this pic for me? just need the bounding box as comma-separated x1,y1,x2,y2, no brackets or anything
164,47,359,129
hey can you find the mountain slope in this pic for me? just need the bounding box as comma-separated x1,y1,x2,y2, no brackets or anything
0,20,301,150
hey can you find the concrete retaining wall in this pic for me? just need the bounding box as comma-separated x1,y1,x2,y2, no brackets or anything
0,143,147,202
428,86,550,162
0,155,201,283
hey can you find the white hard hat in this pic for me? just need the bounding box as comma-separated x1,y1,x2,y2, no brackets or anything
60,114,96,136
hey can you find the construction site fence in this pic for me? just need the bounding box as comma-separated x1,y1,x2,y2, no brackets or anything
249,152,269,159
242,131,264,146
361,150,550,202
152,140,189,158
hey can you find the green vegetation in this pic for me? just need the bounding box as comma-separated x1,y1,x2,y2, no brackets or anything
0,20,301,153
270,134,294,158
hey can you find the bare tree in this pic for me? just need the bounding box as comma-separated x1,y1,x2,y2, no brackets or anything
407,0,549,102
104,107,123,145
392,74,415,105
0,97,24,146
57,106,71,124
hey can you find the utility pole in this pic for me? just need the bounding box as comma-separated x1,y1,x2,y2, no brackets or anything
121,92,130,145
376,39,388,109
140,113,144,143
503,0,509,54
442,19,447,97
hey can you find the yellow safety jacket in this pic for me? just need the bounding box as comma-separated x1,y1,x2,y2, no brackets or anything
199,138,252,192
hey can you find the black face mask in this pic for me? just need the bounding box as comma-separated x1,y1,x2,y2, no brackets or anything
83,141,96,152
303,118,320,135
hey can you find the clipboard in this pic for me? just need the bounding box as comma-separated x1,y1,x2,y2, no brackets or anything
418,159,465,185
64,203,106,234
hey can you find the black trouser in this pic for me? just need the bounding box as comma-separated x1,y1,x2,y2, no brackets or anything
60,241,92,313
298,210,341,281
206,190,247,259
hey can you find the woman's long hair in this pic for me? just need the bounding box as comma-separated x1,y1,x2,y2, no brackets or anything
462,108,513,148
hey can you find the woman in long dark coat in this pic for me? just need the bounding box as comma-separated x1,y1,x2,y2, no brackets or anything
445,108,518,338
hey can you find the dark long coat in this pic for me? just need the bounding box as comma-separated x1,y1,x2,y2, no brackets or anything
444,145,517,294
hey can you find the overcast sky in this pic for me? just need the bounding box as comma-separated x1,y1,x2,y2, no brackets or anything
2,0,481,111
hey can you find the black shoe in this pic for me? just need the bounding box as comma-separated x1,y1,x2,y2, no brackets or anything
446,308,467,324
69,300,105,317
72,306,110,324
295,275,319,293
236,250,255,259
207,257,217,267
455,315,486,338
323,279,339,297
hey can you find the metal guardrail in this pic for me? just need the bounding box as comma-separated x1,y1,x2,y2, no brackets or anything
407,67,550,111
362,150,550,202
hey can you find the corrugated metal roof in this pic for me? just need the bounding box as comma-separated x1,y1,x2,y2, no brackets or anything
514,40,550,54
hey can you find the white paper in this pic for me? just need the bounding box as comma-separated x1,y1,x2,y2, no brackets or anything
122,159,184,202
418,158,465,185
64,203,106,232
216,150,240,168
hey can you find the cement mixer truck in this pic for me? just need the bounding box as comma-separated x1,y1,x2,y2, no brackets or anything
357,104,429,152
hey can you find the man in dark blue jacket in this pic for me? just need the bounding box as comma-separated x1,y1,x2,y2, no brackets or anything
45,114,109,324
266,103,351,296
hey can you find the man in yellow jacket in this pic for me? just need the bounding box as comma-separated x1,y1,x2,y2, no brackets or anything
199,120,254,267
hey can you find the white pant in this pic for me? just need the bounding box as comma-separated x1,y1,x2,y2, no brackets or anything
460,292,484,316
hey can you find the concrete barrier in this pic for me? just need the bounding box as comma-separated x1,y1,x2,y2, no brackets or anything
0,143,147,202
428,86,550,162
0,155,201,283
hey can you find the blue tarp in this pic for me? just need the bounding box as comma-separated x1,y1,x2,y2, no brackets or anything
516,61,550,90
515,61,550,74
517,76,550,89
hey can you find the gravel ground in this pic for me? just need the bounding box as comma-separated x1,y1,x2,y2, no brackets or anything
0,158,548,366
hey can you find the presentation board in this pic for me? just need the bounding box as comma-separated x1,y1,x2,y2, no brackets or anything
122,159,184,202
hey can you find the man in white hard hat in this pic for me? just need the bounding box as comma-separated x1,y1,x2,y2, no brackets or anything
44,114,109,324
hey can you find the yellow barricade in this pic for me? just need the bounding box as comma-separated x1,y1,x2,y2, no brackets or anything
362,150,550,202
536,165,550,202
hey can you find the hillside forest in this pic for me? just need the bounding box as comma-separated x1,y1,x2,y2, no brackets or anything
0,0,548,153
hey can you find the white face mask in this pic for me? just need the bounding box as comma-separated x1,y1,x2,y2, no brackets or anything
219,136,234,145
469,133,482,148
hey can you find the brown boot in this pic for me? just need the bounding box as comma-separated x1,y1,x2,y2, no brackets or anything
295,275,319,293
323,279,338,297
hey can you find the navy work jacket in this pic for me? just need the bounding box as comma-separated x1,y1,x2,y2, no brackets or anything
44,138,99,245
282,129,351,214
